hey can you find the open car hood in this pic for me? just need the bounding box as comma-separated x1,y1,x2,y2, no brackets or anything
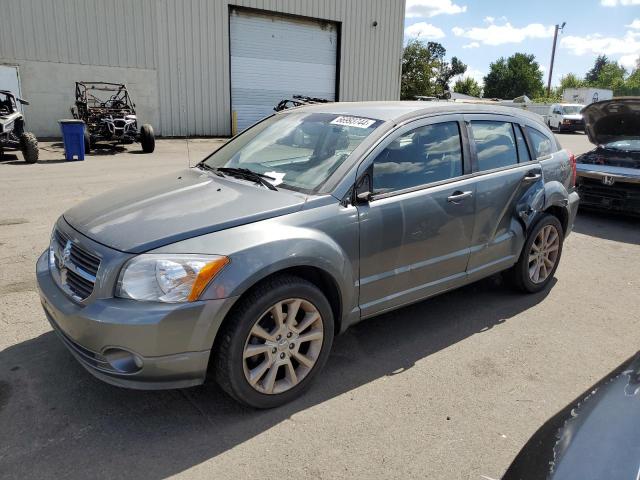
582,97,640,145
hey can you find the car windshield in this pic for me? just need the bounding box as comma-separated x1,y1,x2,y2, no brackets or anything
603,139,640,153
562,105,583,115
201,112,383,192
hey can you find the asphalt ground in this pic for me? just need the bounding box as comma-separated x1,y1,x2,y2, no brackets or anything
1,133,638,479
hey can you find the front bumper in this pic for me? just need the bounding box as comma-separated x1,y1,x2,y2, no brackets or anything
37,251,237,389
559,122,584,132
576,175,640,216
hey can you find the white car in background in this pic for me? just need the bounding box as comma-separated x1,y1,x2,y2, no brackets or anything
548,103,586,133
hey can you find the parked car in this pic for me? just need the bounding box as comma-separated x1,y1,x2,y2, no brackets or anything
70,81,155,153
576,97,640,216
503,351,640,480
37,102,579,408
548,103,585,132
0,89,38,163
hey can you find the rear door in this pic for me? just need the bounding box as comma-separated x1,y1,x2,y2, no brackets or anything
463,114,544,280
356,115,476,317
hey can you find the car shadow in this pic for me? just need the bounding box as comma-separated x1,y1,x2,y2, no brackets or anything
573,209,640,245
0,275,554,479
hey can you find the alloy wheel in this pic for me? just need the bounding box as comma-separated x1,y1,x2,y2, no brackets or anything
242,298,324,394
528,224,560,284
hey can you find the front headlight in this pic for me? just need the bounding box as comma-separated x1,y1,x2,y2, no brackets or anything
116,254,229,303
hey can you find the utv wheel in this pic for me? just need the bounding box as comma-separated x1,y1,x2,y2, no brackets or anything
140,124,155,153
84,129,91,153
506,213,563,293
19,132,38,164
213,275,334,408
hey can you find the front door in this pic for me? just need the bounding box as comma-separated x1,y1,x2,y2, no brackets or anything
356,116,476,318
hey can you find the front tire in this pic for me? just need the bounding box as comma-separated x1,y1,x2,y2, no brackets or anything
506,213,564,293
19,132,38,164
140,124,155,153
213,275,334,408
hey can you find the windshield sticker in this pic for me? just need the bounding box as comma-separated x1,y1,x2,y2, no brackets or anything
264,171,286,186
330,116,376,129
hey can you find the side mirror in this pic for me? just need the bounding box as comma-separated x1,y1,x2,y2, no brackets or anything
356,191,372,203
355,173,372,204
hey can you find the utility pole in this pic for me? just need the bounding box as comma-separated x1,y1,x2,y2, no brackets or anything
547,22,566,96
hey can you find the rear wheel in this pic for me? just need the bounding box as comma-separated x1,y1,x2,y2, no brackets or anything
19,132,38,164
84,129,91,153
213,275,334,408
505,213,563,293
140,124,155,153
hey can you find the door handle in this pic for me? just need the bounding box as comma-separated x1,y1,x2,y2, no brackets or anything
523,172,542,182
447,190,473,203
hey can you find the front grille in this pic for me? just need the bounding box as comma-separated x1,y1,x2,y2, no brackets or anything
50,228,101,301
578,176,640,211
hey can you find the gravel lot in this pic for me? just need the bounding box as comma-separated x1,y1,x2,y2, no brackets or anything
1,134,639,479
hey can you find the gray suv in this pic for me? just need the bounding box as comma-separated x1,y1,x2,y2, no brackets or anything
37,102,579,408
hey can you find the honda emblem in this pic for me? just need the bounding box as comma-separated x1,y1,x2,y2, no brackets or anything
602,176,615,186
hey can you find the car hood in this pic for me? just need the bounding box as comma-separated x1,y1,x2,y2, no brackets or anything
582,97,640,145
63,168,307,253
503,352,640,480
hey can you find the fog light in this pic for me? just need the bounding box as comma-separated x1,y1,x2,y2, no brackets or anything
103,348,143,373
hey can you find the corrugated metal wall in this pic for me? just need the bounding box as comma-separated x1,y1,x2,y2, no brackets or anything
0,0,405,136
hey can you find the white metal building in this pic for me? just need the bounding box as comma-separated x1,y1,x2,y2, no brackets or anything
0,0,406,137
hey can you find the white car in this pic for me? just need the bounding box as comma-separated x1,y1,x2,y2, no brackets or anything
548,103,585,133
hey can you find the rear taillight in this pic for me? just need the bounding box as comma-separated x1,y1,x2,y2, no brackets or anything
568,151,577,188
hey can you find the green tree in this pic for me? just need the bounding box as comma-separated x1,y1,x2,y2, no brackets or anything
453,76,482,97
592,62,626,92
585,55,609,84
483,53,544,99
618,66,640,96
559,73,586,90
436,56,467,96
401,40,466,99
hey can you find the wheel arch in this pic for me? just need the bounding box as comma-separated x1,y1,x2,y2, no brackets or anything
211,264,345,354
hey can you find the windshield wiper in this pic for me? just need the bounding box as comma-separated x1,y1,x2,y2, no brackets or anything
195,162,225,177
216,167,278,191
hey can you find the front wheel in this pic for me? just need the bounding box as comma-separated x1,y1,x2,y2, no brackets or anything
505,214,564,293
20,132,39,164
140,124,155,153
213,275,334,408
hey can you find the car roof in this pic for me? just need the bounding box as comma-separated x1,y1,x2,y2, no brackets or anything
285,100,546,126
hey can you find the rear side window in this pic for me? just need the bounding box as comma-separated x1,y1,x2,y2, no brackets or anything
514,125,531,162
372,121,463,193
527,127,554,158
470,121,518,171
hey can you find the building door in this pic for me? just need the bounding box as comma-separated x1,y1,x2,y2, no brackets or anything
230,8,338,133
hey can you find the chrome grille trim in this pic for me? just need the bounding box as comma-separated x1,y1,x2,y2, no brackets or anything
49,227,101,302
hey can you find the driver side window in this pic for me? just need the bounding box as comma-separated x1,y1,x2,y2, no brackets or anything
372,122,463,194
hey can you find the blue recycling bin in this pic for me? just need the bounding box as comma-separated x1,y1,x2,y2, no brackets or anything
59,119,86,161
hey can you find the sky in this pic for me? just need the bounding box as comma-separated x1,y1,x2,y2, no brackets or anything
403,0,640,87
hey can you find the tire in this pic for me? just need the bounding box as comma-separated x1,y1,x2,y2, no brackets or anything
84,129,91,153
140,124,155,153
19,132,38,164
505,213,564,293
213,274,335,408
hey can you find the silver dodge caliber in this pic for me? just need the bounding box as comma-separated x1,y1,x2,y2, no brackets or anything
37,102,579,408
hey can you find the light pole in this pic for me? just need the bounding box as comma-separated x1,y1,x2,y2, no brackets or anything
547,22,566,96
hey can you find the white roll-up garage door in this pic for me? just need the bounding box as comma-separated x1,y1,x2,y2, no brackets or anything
230,8,338,132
